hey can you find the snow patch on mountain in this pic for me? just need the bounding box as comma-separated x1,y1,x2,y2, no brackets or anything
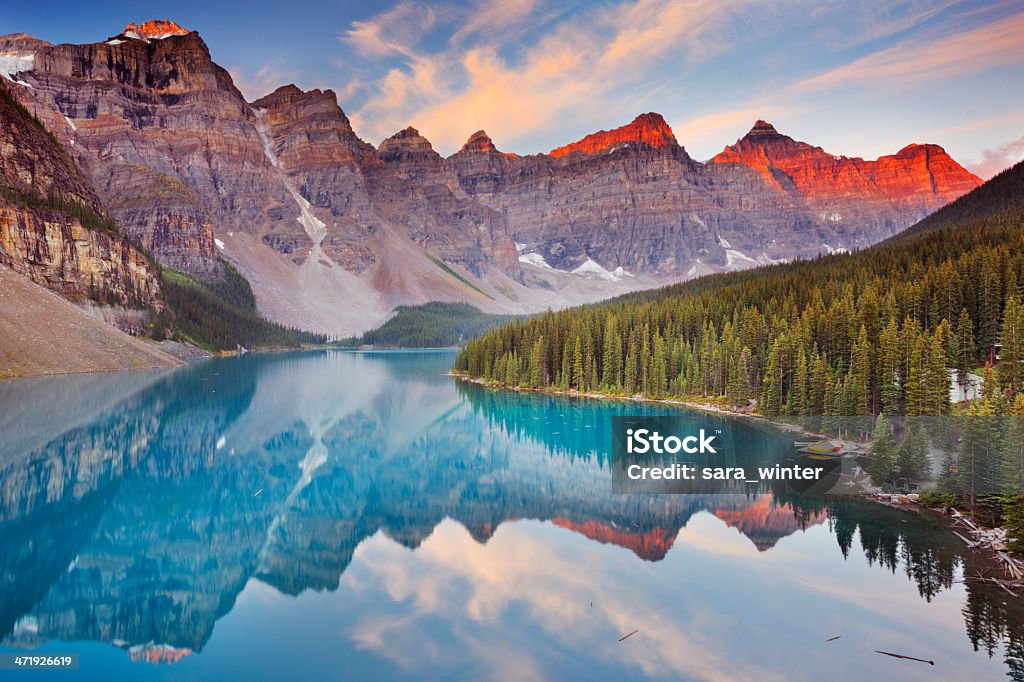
123,31,182,41
518,252,634,282
519,252,555,270
572,258,633,282
0,53,34,81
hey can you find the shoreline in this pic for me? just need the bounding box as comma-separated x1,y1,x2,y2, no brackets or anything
448,371,826,437
450,372,1024,589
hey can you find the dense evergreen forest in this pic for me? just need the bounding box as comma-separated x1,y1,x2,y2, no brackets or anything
340,302,514,348
155,265,327,351
455,162,1024,497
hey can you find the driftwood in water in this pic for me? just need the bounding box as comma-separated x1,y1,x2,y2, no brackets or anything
874,650,935,665
949,509,1024,591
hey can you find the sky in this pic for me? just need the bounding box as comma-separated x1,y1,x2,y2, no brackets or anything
2,0,1022,176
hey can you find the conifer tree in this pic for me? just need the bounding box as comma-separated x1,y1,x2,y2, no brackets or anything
572,335,584,389
529,336,546,388
999,295,1024,395
869,413,899,487
878,318,901,414
955,308,976,398
761,339,784,417
897,421,931,480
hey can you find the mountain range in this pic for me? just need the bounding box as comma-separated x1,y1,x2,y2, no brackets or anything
0,20,982,340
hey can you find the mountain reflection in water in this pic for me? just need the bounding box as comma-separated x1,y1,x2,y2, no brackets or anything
0,350,1021,681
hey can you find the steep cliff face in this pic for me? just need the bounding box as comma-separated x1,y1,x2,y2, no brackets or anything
447,115,982,275
0,80,160,306
709,120,983,246
252,85,381,271
249,86,519,324
371,127,518,278
447,115,810,275
1,27,249,277
2,26,530,335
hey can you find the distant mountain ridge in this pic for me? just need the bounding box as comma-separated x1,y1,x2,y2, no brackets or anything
0,21,983,336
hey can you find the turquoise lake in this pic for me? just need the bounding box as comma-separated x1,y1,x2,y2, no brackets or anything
0,349,1021,680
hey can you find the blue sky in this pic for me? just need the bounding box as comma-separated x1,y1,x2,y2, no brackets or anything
2,0,1022,175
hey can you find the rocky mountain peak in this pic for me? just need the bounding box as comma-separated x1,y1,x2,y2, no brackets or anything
122,20,190,40
460,130,499,154
254,84,316,108
548,112,678,158
745,119,782,138
378,127,437,157
893,142,950,160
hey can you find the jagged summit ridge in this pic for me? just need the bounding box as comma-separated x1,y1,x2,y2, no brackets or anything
549,112,678,158
378,126,437,156
461,130,499,154
746,119,781,137
122,20,189,40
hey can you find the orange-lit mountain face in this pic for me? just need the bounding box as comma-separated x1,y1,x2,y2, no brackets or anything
122,20,189,39
548,112,678,158
710,120,982,217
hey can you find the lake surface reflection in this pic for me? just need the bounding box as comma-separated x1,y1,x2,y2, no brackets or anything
0,350,1021,680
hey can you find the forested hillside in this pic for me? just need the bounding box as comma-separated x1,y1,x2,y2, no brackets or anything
341,302,514,348
156,266,328,351
455,162,1024,421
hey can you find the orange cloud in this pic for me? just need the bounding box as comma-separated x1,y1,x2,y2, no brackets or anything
348,0,772,154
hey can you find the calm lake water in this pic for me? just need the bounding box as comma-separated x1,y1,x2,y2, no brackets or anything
1,350,1021,681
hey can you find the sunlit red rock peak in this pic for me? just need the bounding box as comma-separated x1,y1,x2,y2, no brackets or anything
461,130,499,153
549,112,677,158
746,119,782,138
710,119,982,205
122,20,190,40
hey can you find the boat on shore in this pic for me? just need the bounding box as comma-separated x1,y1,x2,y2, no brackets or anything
794,439,868,459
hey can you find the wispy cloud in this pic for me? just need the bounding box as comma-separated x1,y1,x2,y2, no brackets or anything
671,104,802,159
844,0,962,44
227,65,298,101
450,0,539,44
794,9,1024,91
344,0,438,59
967,134,1024,179
347,0,776,153
327,0,1022,164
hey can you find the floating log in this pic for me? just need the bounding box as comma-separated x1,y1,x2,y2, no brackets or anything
874,651,934,665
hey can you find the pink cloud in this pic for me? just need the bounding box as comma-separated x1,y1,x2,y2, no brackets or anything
967,135,1024,179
